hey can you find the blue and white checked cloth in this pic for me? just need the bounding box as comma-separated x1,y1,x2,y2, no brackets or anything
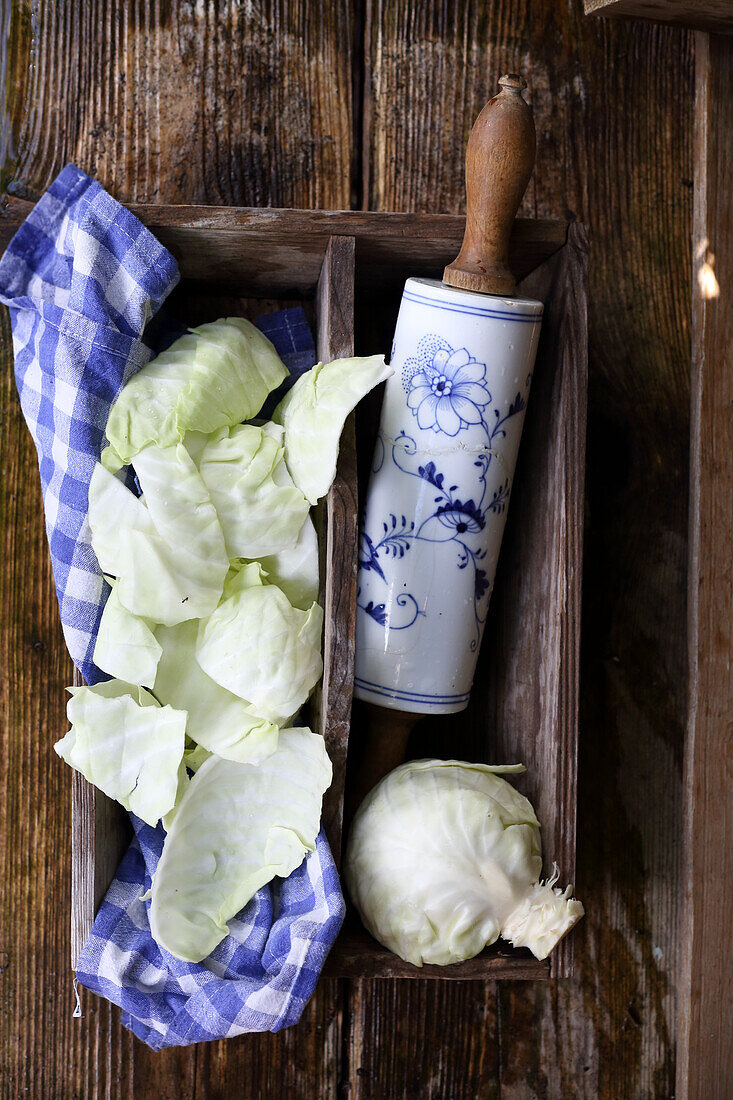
0,165,343,1049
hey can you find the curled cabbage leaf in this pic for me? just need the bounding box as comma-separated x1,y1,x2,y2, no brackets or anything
102,318,288,471
149,726,332,962
344,760,583,965
198,422,309,559
254,514,320,611
273,354,392,504
196,564,323,721
54,681,186,827
88,446,228,625
93,580,162,686
154,618,279,765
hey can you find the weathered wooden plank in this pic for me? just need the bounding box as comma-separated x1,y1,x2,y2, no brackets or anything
357,3,693,1097
1,0,355,1095
1,0,697,1097
487,222,588,982
326,923,549,980
677,30,733,1100
584,0,733,35
11,0,354,209
315,235,357,864
0,196,567,294
191,983,343,1100
70,768,130,967
0,0,34,193
348,979,501,1100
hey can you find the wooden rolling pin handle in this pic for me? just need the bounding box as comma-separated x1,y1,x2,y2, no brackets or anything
443,74,536,297
348,704,418,816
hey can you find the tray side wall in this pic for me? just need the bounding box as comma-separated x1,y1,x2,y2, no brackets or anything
315,236,357,863
70,685,130,966
466,225,587,980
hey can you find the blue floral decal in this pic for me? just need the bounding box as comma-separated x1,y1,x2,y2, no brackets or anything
404,337,491,437
358,334,531,649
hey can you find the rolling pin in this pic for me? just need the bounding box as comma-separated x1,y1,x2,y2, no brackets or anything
352,75,543,803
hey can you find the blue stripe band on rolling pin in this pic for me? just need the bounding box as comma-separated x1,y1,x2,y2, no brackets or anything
402,289,543,322
354,676,471,706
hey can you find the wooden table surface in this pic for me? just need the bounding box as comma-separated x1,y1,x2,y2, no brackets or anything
0,2,693,1097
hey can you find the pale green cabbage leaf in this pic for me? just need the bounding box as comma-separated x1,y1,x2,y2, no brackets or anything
163,757,191,834
149,726,332,961
54,681,186,827
102,318,288,471
88,446,228,625
344,760,584,965
254,514,320,610
198,421,310,559
93,580,162,686
196,566,323,721
273,354,392,504
154,617,279,765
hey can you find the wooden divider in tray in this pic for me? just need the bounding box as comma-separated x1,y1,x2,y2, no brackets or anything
0,199,588,982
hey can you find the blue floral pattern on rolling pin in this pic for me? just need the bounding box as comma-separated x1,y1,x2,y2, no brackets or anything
357,335,530,648
403,336,491,437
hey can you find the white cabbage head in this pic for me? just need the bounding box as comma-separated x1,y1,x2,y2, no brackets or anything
344,759,583,966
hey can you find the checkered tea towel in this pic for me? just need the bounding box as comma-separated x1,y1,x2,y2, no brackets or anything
0,165,344,1049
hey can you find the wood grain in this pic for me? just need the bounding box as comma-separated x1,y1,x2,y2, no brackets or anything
486,222,588,981
316,235,357,864
9,0,355,208
0,0,33,194
326,922,549,980
1,0,696,1095
356,2,693,1097
677,30,733,1100
347,980,501,1100
1,1,354,1095
70,769,129,966
584,0,733,35
0,196,567,295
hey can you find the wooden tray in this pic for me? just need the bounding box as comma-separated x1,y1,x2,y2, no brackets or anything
1,199,587,982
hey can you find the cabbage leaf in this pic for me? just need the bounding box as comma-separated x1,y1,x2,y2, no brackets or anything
198,422,309,559
195,565,323,721
93,581,162,686
273,354,391,504
149,727,332,962
162,742,213,832
102,318,288,471
154,618,279,765
54,681,186,827
88,447,228,625
254,514,320,610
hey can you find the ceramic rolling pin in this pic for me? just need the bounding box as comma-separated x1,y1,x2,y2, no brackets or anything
352,75,543,801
